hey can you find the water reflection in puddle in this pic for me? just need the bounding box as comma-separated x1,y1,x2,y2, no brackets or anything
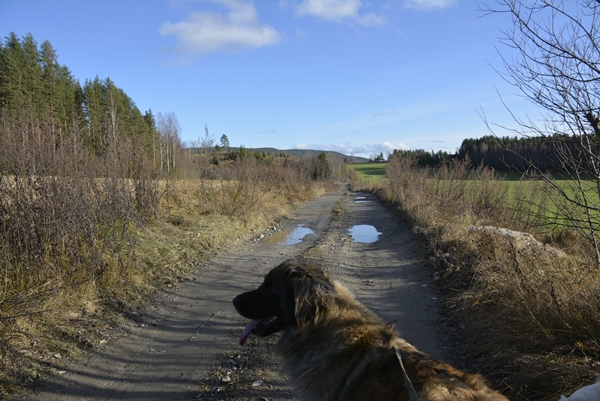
265,224,314,246
349,225,381,243
353,196,372,203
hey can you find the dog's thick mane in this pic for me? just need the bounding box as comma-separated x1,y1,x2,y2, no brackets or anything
277,280,402,351
276,282,389,400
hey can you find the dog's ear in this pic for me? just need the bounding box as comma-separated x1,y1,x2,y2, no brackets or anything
286,264,337,330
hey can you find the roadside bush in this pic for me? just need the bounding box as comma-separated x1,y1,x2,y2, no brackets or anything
359,153,600,400
0,109,326,396
0,111,158,390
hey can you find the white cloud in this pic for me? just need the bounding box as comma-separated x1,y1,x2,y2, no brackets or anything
403,0,457,11
295,0,385,26
296,0,360,19
160,0,281,56
294,141,410,156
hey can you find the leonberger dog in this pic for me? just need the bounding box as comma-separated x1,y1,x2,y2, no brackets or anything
233,260,509,401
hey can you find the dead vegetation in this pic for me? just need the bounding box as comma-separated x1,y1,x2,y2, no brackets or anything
0,109,338,397
352,155,600,400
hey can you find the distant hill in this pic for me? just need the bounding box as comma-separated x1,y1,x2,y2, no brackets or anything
187,145,370,163
244,147,370,163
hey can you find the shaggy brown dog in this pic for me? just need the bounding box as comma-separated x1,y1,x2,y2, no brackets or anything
233,260,509,401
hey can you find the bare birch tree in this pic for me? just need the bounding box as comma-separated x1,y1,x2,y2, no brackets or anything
156,111,181,174
481,0,600,264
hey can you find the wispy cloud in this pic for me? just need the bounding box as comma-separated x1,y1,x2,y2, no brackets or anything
160,0,281,59
255,128,279,134
372,108,400,118
295,0,385,27
403,0,457,11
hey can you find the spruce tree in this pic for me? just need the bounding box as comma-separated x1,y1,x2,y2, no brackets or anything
0,32,27,116
21,33,43,119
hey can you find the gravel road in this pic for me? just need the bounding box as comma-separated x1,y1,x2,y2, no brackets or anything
22,187,451,401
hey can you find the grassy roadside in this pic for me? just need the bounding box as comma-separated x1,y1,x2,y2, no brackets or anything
348,161,600,223
0,175,325,398
352,157,600,400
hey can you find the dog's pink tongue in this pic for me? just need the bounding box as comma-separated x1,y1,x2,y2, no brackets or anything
239,317,272,346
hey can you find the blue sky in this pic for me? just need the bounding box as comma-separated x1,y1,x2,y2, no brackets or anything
0,0,535,157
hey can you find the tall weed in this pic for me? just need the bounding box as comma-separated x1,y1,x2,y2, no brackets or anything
0,112,159,390
364,154,600,400
0,110,325,396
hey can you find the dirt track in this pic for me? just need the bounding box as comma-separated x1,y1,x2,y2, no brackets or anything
22,187,452,401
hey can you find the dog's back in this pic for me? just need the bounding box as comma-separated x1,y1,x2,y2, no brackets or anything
277,280,508,401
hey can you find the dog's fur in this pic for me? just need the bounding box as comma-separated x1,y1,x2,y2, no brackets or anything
560,378,600,401
233,260,509,401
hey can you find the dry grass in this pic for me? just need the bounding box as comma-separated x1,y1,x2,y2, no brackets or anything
355,155,600,400
0,110,328,397
0,172,323,397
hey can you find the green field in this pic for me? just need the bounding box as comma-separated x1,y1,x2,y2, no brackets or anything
347,162,600,224
347,163,386,181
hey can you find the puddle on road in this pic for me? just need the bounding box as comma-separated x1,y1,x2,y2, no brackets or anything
353,195,373,203
354,198,372,203
265,224,314,246
349,225,381,243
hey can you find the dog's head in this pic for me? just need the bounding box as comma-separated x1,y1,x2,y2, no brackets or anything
232,260,337,345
